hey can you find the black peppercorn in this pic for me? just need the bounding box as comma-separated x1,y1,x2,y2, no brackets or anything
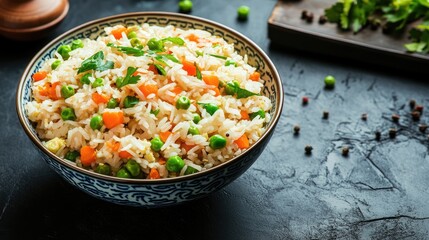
409,99,416,110
419,124,427,133
389,128,397,138
361,113,368,121
305,145,313,155
293,125,300,135
306,12,314,23
375,130,381,141
318,15,327,24
301,10,308,20
322,111,329,119
391,114,400,123
342,146,349,156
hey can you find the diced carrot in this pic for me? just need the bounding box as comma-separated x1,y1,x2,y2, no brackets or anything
132,70,144,76
172,86,183,95
80,146,96,166
148,64,158,74
111,26,126,40
149,168,160,179
119,150,133,159
138,83,158,97
249,71,260,81
240,110,250,120
234,134,250,149
159,131,172,143
107,141,121,151
187,33,199,42
38,83,50,97
182,143,196,152
49,82,61,100
202,75,219,87
182,60,196,76
102,111,124,129
158,157,166,165
92,92,109,104
32,71,47,82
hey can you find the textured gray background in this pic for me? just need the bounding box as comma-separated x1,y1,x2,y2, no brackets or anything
1,0,429,239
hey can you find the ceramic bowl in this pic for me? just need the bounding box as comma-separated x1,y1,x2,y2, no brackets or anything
16,12,283,208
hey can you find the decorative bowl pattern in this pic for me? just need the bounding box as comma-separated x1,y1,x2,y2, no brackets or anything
16,12,284,208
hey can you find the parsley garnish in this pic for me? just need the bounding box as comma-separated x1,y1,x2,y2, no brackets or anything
77,51,114,74
116,67,141,88
108,43,145,56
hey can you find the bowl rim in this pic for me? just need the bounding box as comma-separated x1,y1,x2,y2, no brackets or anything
16,11,284,184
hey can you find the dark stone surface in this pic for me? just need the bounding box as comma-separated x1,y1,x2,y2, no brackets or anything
1,0,429,239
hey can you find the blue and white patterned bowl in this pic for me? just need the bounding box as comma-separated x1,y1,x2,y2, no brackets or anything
16,12,283,208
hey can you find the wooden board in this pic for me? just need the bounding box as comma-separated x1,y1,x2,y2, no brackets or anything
268,0,429,74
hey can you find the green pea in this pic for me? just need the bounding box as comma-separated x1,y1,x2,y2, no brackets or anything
51,59,61,70
60,85,75,99
237,5,250,20
179,0,193,13
184,166,198,175
193,114,201,124
57,44,72,60
96,163,111,175
150,109,160,116
92,78,104,88
150,137,164,152
124,96,139,108
250,109,266,120
71,39,84,50
209,134,227,149
80,73,92,85
61,108,76,121
90,115,103,130
188,126,200,135
324,75,336,89
147,38,163,51
127,31,137,39
106,98,119,109
130,38,142,48
176,96,191,110
116,168,131,178
64,150,80,162
166,156,185,172
225,59,237,67
203,103,219,115
125,159,141,177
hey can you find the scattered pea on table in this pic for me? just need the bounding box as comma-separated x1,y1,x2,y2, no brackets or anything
237,5,250,21
179,0,193,13
324,75,336,89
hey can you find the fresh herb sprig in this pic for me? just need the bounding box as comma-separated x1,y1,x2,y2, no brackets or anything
77,51,114,74
116,66,141,88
